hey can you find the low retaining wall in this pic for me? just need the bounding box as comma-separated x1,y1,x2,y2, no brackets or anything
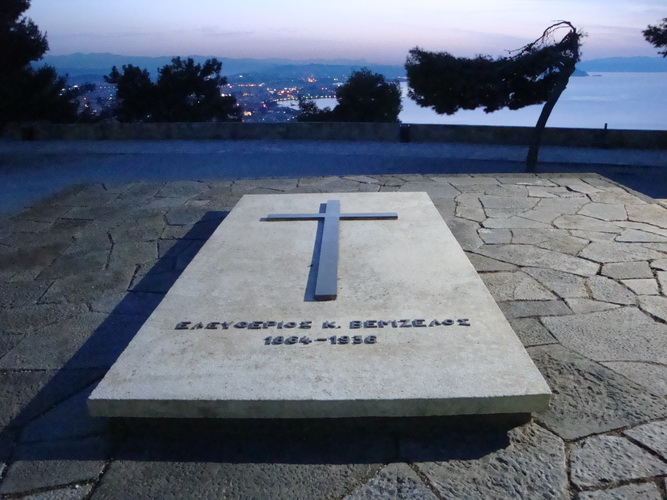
5,122,398,143
4,122,667,150
408,124,667,150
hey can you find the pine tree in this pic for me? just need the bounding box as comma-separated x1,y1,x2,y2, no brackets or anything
644,18,667,57
406,22,583,167
105,58,241,122
0,0,89,125
298,68,401,123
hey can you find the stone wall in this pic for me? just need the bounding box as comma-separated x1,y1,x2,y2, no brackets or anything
408,124,667,149
4,121,666,149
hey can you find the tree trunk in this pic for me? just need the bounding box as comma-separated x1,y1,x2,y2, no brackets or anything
526,66,575,170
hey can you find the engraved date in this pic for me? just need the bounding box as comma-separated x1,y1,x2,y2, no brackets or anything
263,335,377,345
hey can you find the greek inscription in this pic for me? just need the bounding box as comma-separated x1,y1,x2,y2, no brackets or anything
176,318,472,332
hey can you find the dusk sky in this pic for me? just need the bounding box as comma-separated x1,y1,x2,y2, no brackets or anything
27,0,665,63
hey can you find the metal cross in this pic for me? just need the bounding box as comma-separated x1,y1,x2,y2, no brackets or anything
264,200,397,301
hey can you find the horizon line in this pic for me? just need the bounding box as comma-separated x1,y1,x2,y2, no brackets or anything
41,51,667,65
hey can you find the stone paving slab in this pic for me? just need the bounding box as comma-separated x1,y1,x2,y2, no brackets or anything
1,172,667,498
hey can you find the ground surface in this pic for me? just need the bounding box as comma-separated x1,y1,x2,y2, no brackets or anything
1,169,667,498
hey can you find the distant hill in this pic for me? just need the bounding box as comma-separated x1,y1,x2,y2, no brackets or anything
38,53,405,83
38,53,667,85
578,57,667,72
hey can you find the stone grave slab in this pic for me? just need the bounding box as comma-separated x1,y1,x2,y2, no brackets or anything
89,192,551,418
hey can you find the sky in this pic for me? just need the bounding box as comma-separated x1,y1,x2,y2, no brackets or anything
26,0,665,63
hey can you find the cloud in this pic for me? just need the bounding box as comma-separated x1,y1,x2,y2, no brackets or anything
204,31,254,38
197,26,254,38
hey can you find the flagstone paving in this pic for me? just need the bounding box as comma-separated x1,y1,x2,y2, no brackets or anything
1,172,667,498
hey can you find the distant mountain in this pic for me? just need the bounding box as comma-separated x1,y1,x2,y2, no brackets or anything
39,53,666,85
38,53,405,82
578,57,667,72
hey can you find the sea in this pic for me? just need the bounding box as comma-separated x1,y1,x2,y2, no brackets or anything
286,72,667,130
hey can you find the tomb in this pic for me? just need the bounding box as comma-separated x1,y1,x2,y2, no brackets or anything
88,192,551,418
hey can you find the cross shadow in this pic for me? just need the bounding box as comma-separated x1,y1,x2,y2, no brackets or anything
1,209,526,466
303,203,327,302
